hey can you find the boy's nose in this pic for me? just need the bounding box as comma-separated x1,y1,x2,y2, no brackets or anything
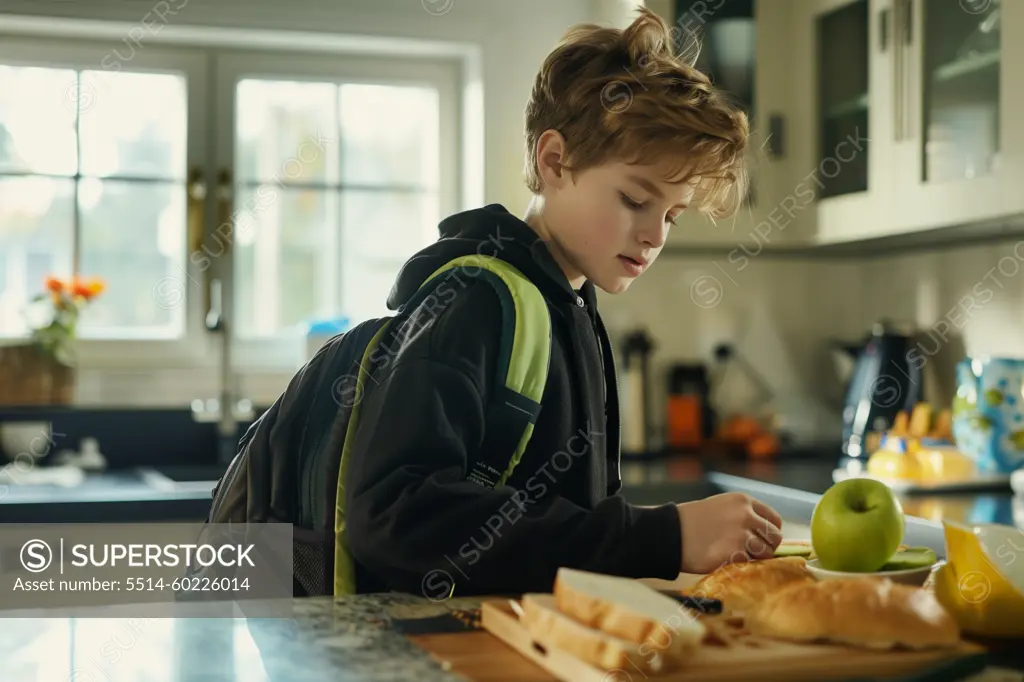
640,221,669,249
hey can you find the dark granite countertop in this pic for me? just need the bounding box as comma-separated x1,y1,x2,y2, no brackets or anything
3,594,481,682
4,591,1021,682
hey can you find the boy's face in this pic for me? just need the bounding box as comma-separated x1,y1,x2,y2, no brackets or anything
543,157,696,294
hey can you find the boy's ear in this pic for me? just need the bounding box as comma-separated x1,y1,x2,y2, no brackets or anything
536,129,570,190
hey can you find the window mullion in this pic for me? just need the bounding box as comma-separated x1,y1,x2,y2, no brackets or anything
73,70,82,277
335,82,344,321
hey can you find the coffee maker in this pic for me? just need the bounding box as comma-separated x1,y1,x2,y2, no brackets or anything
620,329,655,458
839,320,924,461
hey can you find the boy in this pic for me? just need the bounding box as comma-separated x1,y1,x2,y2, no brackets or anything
344,7,783,597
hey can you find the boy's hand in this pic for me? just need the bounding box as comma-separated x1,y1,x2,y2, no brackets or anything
676,493,783,574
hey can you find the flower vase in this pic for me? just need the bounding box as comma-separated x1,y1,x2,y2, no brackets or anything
0,343,76,406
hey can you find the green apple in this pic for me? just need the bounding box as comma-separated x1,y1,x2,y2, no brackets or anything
811,478,906,572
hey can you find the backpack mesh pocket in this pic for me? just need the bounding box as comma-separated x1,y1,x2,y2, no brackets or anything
292,528,330,597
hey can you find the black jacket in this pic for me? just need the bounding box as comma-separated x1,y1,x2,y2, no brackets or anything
345,204,682,596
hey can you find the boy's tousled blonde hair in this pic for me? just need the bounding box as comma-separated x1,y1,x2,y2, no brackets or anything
524,7,749,219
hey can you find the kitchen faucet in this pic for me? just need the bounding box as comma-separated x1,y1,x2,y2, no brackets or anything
188,168,254,466
192,277,253,466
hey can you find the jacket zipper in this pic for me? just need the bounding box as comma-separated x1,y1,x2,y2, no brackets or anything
607,325,622,484
304,437,323,530
595,313,622,486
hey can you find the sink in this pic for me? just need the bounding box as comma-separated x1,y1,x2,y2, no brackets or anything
137,465,227,494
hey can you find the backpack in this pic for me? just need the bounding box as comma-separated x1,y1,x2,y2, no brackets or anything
202,254,552,597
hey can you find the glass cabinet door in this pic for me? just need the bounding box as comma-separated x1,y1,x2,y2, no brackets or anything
675,0,756,207
816,0,871,199
921,0,1000,184
677,0,756,119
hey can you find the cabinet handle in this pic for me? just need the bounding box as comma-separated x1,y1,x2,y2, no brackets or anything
879,7,890,52
892,0,913,141
902,0,913,46
893,5,903,142
901,0,915,140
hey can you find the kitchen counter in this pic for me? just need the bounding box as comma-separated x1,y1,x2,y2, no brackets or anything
4,593,478,682
0,469,215,522
4,588,1021,682
618,456,1023,560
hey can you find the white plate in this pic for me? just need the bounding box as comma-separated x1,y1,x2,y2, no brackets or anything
805,558,936,587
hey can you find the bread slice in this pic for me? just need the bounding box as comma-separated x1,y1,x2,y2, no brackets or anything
552,568,706,650
686,556,816,617
521,594,689,675
745,577,961,650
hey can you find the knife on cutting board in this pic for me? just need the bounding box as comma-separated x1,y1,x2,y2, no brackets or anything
655,591,723,615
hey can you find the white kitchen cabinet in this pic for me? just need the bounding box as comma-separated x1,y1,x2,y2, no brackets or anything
790,0,1024,244
888,0,1024,235
789,0,899,245
664,0,806,250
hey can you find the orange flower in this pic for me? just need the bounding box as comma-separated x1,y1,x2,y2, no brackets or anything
45,277,64,294
70,276,105,301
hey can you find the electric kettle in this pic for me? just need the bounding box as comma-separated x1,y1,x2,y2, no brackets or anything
840,320,925,459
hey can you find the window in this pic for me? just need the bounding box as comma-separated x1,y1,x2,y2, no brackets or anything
232,79,440,337
0,40,462,369
0,64,189,340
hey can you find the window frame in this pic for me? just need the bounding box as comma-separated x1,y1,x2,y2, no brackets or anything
213,50,463,371
0,35,467,372
0,37,215,370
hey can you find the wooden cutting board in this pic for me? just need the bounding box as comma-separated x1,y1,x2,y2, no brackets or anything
479,598,986,682
409,629,558,682
407,567,991,682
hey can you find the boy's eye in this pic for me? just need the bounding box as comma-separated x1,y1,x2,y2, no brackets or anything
620,193,645,210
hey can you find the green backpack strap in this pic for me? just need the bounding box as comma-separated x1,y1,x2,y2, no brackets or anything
334,254,551,596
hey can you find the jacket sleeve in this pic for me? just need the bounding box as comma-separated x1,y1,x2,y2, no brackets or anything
344,283,683,597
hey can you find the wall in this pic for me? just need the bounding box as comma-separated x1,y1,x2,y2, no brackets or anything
597,252,857,445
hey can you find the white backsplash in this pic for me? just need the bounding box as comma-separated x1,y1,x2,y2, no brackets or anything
857,241,1024,360
599,238,1024,441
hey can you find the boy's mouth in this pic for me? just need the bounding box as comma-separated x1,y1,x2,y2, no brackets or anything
617,255,648,276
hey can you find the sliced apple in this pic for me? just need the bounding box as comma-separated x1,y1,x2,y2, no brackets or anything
881,546,937,571
773,542,814,558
